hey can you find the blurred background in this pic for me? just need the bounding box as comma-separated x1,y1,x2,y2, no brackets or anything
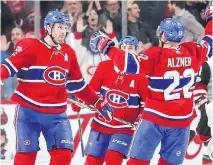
0,0,210,101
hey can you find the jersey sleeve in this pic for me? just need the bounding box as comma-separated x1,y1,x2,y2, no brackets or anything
0,38,35,79
196,20,212,63
194,60,212,141
89,62,104,94
137,73,149,110
193,61,211,102
202,20,212,59
107,47,140,74
66,47,99,105
137,48,156,76
181,20,212,64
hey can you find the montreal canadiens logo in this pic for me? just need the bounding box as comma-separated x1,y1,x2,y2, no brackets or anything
43,66,67,86
106,90,129,108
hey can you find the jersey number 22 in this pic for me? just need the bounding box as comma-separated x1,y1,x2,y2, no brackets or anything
164,68,195,101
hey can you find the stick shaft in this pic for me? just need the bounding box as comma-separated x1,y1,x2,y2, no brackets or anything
68,98,136,129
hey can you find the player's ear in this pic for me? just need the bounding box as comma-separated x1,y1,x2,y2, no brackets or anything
46,25,52,35
161,32,167,43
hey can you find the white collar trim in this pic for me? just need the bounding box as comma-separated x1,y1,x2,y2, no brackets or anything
39,40,61,50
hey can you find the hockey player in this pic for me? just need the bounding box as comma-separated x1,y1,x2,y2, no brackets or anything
194,56,213,161
89,4,212,165
0,11,113,165
71,36,148,165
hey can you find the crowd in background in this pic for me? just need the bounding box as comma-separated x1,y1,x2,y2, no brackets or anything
0,0,209,101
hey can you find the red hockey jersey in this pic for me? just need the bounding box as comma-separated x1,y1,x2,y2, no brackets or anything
89,60,148,134
106,20,212,128
0,38,99,113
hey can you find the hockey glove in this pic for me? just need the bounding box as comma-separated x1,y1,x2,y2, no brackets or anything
133,114,142,130
90,31,115,55
94,97,113,122
205,3,213,22
194,95,210,110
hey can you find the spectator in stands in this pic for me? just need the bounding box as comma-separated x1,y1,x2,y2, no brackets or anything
40,1,64,24
0,129,13,160
138,1,167,30
62,0,83,32
104,0,122,40
71,18,117,82
22,9,45,39
1,1,15,35
1,35,13,100
11,27,24,49
7,0,25,28
75,0,108,51
185,1,208,27
67,1,117,82
127,1,158,52
0,27,24,100
167,1,204,42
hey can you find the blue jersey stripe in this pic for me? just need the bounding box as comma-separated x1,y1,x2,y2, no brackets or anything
2,60,16,77
14,93,66,109
17,68,69,81
149,76,197,91
17,68,45,80
125,53,139,74
66,79,86,92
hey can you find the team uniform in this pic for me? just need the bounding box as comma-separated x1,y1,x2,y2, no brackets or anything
0,11,112,165
194,56,213,161
84,59,148,165
90,13,212,165
1,37,102,151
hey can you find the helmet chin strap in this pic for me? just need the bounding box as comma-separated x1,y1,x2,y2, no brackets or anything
48,29,58,46
160,33,167,48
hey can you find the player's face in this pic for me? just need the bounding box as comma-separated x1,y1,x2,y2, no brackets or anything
11,27,24,46
121,45,137,54
51,23,67,44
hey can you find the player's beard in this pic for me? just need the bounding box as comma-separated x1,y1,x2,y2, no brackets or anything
56,35,65,44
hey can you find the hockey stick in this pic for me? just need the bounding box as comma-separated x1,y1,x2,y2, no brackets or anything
77,112,85,157
67,98,136,129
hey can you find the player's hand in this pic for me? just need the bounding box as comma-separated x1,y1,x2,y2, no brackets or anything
90,31,115,55
71,102,81,112
94,96,113,122
205,2,213,22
